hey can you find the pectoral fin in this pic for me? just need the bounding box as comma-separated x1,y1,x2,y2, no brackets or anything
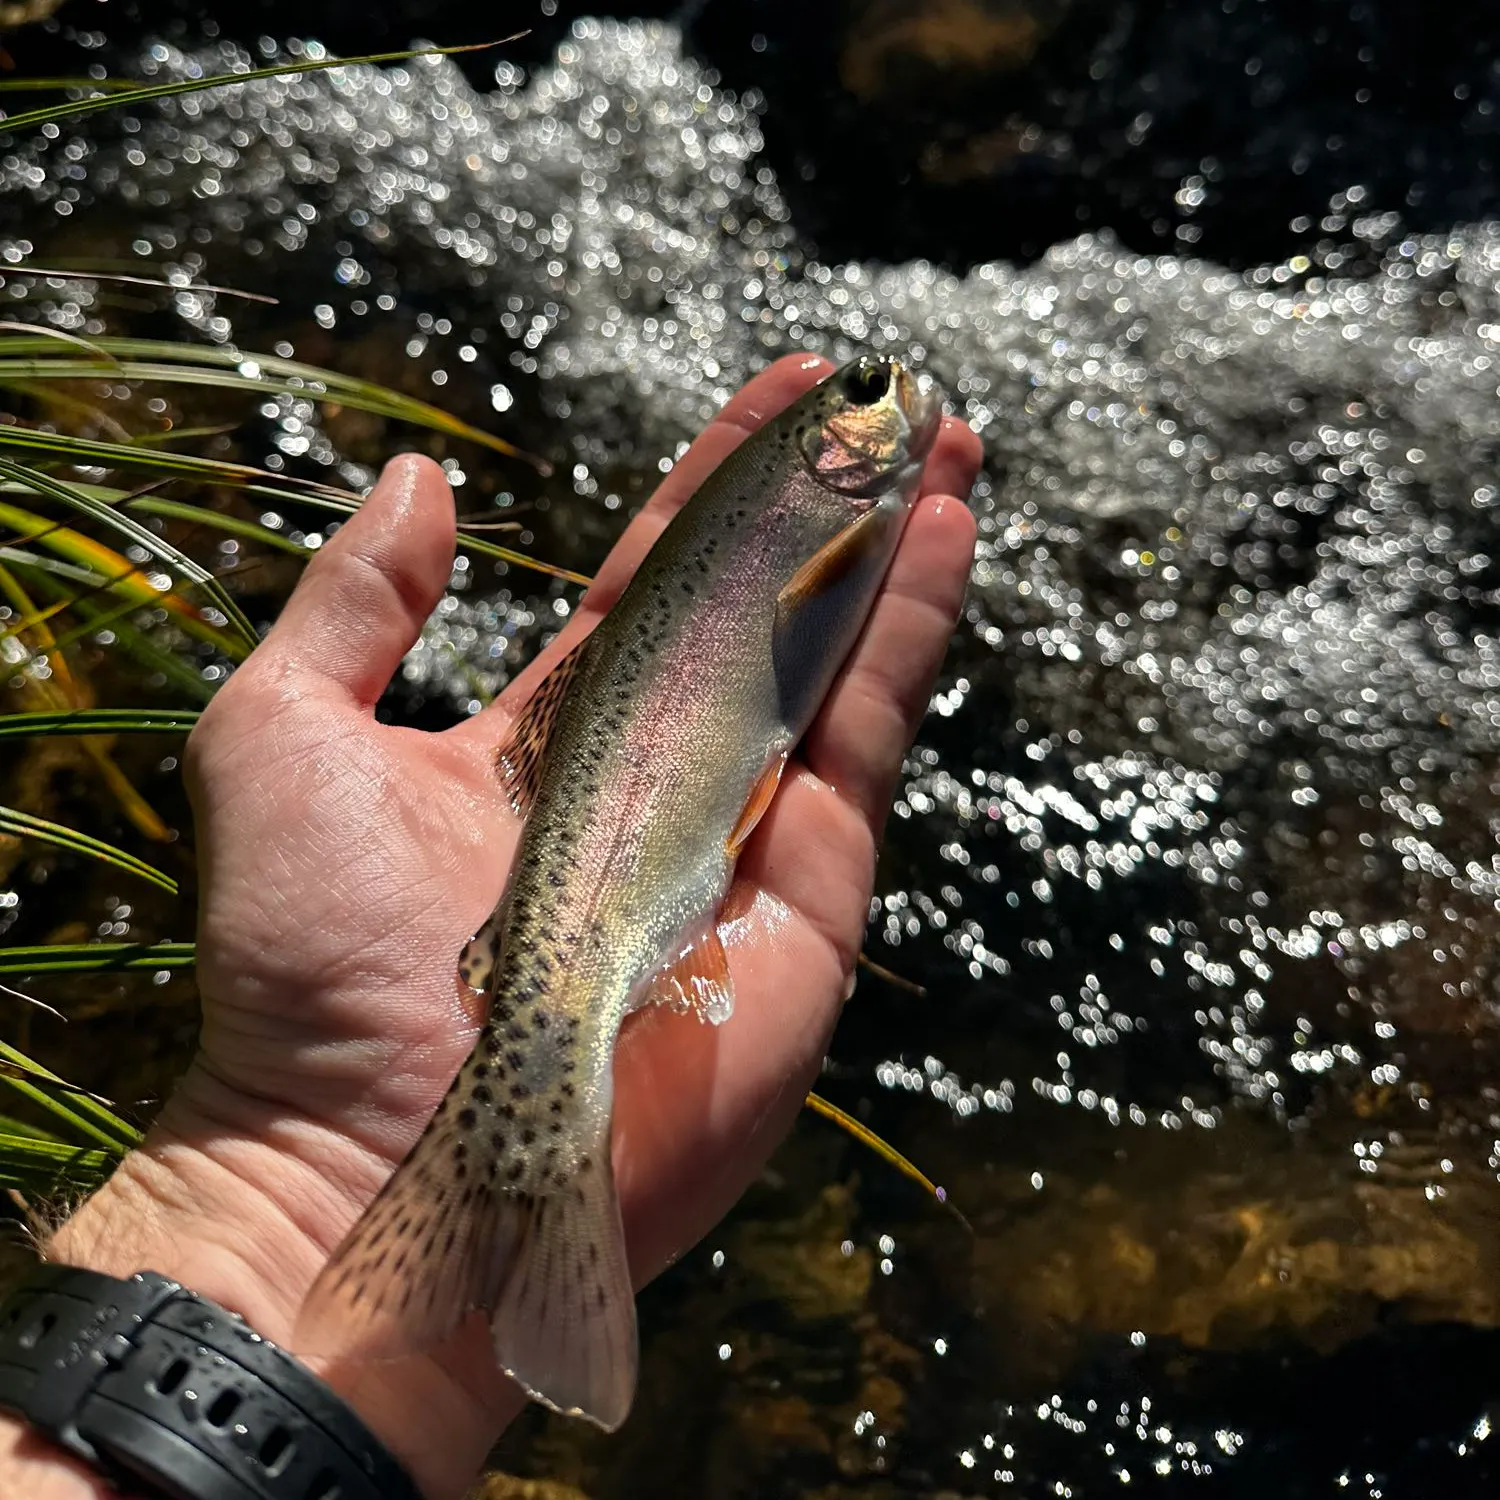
495,640,587,815
771,498,906,728
775,503,898,622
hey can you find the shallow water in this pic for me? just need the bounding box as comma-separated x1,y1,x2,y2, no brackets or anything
5,13,1500,1495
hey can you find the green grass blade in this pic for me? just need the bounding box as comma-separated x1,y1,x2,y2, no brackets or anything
0,942,196,975
0,425,301,486
0,805,178,894
5,267,277,305
260,489,592,585
0,435,577,572
0,555,226,703
0,498,253,662
0,709,200,739
0,1042,143,1153
49,588,224,704
0,457,260,654
124,498,311,557
0,39,519,136
0,1133,115,1191
0,1076,131,1155
0,342,549,472
0,78,144,95
0,1072,134,1154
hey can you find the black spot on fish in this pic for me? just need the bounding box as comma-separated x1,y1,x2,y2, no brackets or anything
507,1161,525,1182
535,1012,549,1031
453,1142,468,1161
560,1081,575,1098
521,1127,536,1145
549,1098,563,1114
457,1107,477,1129
499,1102,516,1121
472,1062,489,1079
549,1121,563,1135
506,1049,526,1070
511,1082,530,1100
454,1161,467,1180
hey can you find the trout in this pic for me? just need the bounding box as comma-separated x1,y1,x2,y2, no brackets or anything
296,354,943,1430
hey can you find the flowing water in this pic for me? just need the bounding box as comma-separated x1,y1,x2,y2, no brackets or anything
5,11,1500,1495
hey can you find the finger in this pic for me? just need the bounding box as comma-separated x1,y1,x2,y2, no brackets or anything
251,455,457,708
612,932,838,1283
450,354,834,745
800,418,982,828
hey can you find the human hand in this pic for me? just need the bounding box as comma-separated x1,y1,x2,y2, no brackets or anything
43,354,981,1498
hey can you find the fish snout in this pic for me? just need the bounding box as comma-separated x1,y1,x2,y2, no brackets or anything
896,363,944,458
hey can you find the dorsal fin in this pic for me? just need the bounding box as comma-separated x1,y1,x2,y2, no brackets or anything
495,640,587,815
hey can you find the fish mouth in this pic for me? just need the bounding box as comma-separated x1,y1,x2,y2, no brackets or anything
895,363,944,458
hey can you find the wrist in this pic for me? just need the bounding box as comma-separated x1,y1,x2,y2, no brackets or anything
34,1067,520,1499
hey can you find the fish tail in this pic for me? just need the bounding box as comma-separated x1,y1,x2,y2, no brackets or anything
489,1126,637,1431
293,1101,517,1361
294,1093,638,1432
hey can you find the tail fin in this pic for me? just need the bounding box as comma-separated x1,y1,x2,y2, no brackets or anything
294,1110,638,1431
491,1150,637,1430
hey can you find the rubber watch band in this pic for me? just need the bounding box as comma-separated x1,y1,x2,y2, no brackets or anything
0,1263,422,1500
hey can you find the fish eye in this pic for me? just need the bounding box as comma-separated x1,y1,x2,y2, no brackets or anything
842,360,890,407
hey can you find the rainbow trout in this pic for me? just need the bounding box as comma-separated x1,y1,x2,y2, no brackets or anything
296,354,942,1429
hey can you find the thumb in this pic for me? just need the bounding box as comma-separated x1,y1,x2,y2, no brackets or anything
251,454,457,709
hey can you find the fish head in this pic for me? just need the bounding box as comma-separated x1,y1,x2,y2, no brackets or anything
798,354,944,499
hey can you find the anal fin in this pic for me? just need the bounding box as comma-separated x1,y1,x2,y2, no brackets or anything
640,919,735,1026
727,750,788,856
496,640,587,815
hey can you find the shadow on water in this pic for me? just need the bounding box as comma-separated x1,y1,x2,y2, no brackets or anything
5,1,1500,1495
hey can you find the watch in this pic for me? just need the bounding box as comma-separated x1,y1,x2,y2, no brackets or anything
0,1263,422,1500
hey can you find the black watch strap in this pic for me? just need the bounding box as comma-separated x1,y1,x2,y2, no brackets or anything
0,1263,422,1500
